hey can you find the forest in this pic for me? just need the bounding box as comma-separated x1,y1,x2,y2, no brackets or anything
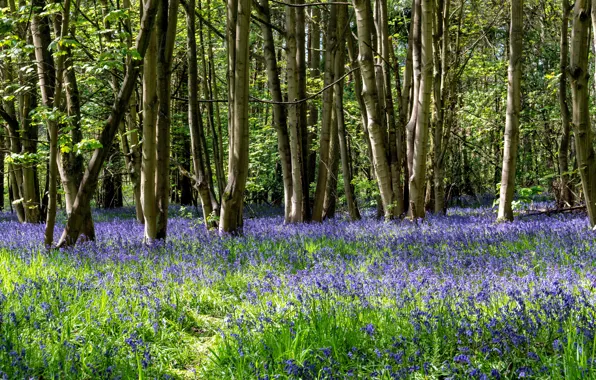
1,0,596,378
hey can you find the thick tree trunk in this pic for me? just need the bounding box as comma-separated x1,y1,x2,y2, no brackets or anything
558,0,573,207
497,0,523,222
571,0,596,225
219,0,251,234
408,0,433,219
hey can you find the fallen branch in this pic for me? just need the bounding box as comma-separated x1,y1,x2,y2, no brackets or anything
518,205,586,218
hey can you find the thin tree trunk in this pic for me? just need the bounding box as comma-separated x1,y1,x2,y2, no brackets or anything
323,107,339,219
408,0,433,219
286,1,305,222
497,0,523,222
142,20,159,243
377,0,402,217
432,0,449,214
255,0,293,222
184,0,216,229
407,0,421,181
123,0,144,223
336,4,360,221
155,0,179,240
219,0,251,234
198,0,225,201
353,0,395,220
307,7,320,190
558,0,573,207
57,0,159,247
312,4,337,222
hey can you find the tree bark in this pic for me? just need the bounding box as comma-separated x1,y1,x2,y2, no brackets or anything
352,0,395,220
286,1,305,222
571,0,596,226
141,18,159,243
312,4,337,222
155,0,180,240
558,0,573,207
497,0,523,222
432,0,450,214
57,0,159,247
408,0,433,219
219,0,251,234
255,0,293,222
323,107,339,220
336,4,360,221
184,0,217,229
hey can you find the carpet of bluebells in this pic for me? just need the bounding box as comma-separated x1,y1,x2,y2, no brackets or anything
0,204,596,379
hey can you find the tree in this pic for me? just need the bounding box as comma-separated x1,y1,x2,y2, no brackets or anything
184,0,218,229
497,0,523,222
352,0,395,220
558,0,573,208
253,0,293,223
219,0,251,234
335,3,360,221
408,0,433,219
569,0,596,226
57,0,160,247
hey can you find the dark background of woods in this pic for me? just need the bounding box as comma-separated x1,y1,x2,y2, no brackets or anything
0,0,594,245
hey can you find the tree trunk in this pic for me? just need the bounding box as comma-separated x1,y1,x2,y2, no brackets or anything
336,4,360,221
312,5,337,222
353,0,395,220
323,108,339,220
407,0,421,181
198,0,225,201
255,0,293,222
142,19,159,243
307,7,321,191
296,7,311,221
432,0,450,214
155,0,179,240
558,0,573,208
408,0,433,219
286,1,305,222
0,129,3,211
184,0,217,229
571,0,596,226
497,0,523,222
219,0,251,234
57,0,159,247
122,0,144,223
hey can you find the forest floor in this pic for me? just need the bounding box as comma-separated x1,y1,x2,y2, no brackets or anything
0,204,594,379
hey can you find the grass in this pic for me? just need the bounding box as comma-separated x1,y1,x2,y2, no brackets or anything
0,208,594,378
